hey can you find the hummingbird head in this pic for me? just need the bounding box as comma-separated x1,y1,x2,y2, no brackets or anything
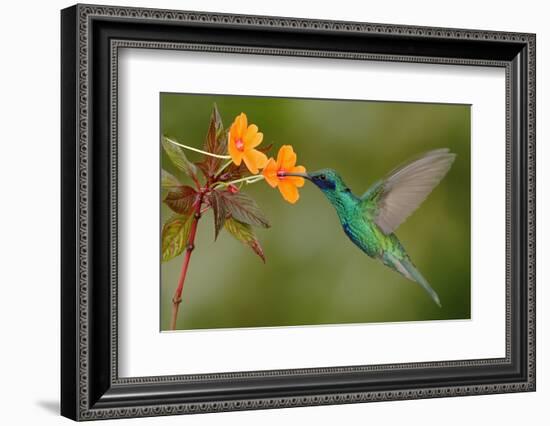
282,168,357,215
282,169,350,194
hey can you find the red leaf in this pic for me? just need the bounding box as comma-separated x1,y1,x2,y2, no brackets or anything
199,104,227,179
258,143,274,155
218,162,248,182
204,103,224,154
164,186,198,215
207,190,226,240
248,239,266,263
218,191,270,228
196,161,213,179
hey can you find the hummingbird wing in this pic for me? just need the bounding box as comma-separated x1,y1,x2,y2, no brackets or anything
361,149,456,235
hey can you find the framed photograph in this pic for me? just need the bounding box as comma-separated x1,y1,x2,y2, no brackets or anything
61,4,536,421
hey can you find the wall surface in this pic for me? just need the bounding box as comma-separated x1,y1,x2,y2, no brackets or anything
0,0,546,424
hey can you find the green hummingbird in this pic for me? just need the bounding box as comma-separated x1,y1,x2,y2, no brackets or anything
283,149,456,307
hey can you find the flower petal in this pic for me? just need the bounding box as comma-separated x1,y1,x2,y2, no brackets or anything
246,130,263,149
237,113,247,136
262,158,279,188
229,118,241,141
228,136,243,165
277,145,297,169
287,165,306,187
278,180,299,204
244,124,258,141
242,149,268,175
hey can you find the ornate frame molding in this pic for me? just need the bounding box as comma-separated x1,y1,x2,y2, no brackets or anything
61,4,535,421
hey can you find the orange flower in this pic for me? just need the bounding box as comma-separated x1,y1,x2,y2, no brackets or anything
228,113,268,174
262,145,306,204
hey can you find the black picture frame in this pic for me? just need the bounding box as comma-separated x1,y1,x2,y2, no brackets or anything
61,3,536,421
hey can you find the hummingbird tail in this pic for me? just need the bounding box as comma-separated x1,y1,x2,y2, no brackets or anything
383,253,442,307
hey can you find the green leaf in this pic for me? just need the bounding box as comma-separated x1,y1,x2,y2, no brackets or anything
161,213,194,262
164,185,198,215
161,136,198,180
224,217,265,262
161,169,181,189
207,190,227,240
219,191,270,228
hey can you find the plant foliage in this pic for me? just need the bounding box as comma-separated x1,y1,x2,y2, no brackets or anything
161,104,270,264
161,213,194,262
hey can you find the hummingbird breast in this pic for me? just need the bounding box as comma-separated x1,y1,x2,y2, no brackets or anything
341,219,380,258
323,187,381,258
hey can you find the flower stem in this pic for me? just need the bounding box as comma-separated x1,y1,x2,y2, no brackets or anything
215,159,233,177
170,195,203,330
165,137,231,160
217,175,265,188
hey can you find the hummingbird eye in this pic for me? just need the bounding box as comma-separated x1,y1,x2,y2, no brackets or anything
319,174,326,180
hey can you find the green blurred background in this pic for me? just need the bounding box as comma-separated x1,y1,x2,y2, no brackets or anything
160,93,471,331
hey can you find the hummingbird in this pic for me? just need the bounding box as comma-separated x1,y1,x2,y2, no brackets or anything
283,149,456,307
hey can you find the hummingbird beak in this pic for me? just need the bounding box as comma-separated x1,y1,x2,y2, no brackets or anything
279,171,311,180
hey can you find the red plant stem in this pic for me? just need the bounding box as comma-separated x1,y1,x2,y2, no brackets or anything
170,194,203,330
